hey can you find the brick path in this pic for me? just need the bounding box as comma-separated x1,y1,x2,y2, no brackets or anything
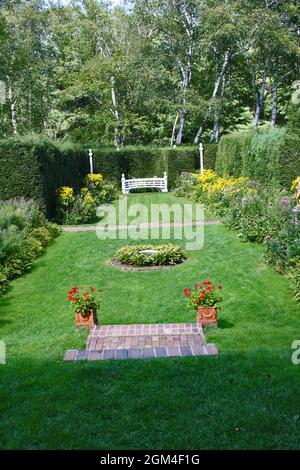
64,323,218,361
63,220,222,233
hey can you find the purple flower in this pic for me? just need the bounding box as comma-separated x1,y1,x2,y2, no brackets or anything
280,198,290,207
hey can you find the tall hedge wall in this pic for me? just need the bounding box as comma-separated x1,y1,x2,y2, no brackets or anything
92,144,218,188
215,128,300,188
0,137,218,218
0,136,88,218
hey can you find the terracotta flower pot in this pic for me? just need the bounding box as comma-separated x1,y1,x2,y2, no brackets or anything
197,306,217,327
75,309,97,329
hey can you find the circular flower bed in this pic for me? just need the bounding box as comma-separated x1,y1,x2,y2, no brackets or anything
112,244,186,267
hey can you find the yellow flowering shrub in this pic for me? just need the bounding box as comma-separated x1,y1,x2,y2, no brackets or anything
58,173,117,224
58,186,75,207
206,176,248,196
291,177,300,191
193,170,248,200
83,192,95,205
193,169,216,184
86,173,103,185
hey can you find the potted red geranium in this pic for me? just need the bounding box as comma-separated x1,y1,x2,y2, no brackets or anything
183,280,222,326
68,285,102,328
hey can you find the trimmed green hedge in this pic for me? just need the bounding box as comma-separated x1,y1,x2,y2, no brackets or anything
92,144,217,188
215,129,300,188
278,134,300,188
215,132,252,177
0,136,218,217
0,136,88,218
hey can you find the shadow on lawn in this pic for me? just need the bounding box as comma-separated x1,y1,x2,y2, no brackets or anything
217,318,234,329
0,350,300,449
0,286,13,327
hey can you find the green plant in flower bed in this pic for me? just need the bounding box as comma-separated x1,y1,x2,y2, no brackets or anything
0,198,61,296
264,208,300,300
175,172,198,199
85,173,119,205
175,170,300,301
114,244,186,266
58,173,119,225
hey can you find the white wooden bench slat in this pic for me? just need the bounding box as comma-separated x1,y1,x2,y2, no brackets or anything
121,173,168,194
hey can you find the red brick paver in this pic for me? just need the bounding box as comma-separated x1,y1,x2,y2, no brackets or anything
64,322,218,361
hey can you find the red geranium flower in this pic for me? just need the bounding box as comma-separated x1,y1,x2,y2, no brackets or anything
89,286,95,292
68,287,78,295
218,285,223,289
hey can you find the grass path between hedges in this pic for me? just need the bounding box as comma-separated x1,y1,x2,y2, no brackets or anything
0,193,300,450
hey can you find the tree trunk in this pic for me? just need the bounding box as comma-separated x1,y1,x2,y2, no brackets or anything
194,50,229,144
111,76,121,147
253,63,268,129
28,84,32,130
210,74,226,143
175,42,192,145
7,76,17,135
271,83,278,128
175,68,189,145
170,112,179,147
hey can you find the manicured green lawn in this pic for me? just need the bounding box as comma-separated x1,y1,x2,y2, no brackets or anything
0,194,300,449
65,192,217,226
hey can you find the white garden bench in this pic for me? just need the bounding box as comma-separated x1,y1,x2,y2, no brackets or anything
121,172,168,195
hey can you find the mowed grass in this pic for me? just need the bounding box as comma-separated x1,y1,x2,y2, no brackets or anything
74,192,217,226
0,194,300,449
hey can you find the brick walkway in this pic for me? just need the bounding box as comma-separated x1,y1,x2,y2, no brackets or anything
64,323,218,361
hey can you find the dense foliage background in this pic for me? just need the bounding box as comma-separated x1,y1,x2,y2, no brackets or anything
0,0,299,146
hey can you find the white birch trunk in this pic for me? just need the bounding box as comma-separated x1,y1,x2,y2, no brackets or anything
210,74,226,143
194,51,229,144
253,63,268,129
175,67,190,145
170,112,179,146
271,83,278,128
7,76,17,135
111,76,121,147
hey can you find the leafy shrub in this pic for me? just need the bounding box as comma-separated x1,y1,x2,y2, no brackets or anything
175,172,199,199
85,173,119,205
0,198,61,296
58,187,97,225
57,173,119,224
114,244,186,266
